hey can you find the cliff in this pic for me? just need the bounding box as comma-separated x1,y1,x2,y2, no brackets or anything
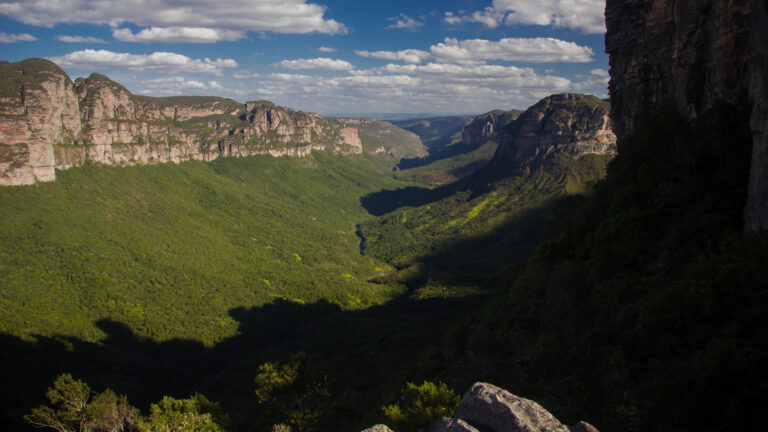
605,0,768,230
461,109,521,148
0,58,372,186
491,93,616,172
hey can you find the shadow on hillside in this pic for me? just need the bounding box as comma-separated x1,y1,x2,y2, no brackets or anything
361,160,513,216
0,198,562,432
0,294,491,432
396,141,479,171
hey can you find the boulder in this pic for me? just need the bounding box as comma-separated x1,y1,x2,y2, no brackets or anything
425,417,480,432
453,382,569,432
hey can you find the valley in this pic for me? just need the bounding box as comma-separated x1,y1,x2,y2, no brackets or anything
2,0,768,428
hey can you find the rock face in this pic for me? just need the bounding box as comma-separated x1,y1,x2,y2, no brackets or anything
492,94,616,172
605,0,768,230
451,383,569,432
461,109,521,148
362,383,597,432
0,58,371,186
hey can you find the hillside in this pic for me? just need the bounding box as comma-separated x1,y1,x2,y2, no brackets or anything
0,153,408,345
360,94,616,288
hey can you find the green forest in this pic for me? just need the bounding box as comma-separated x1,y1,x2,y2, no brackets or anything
1,100,767,432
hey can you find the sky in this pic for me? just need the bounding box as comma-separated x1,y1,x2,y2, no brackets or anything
0,0,609,116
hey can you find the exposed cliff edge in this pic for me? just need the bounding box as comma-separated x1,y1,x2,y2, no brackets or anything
490,93,616,172
0,58,422,186
605,0,768,230
461,109,521,149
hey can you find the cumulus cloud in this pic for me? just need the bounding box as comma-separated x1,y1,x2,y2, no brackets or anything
49,49,237,75
387,14,423,30
0,0,346,35
242,59,573,115
0,31,36,43
138,76,228,95
113,27,245,43
355,49,431,64
233,70,260,79
57,35,107,43
274,57,355,71
430,37,593,63
444,0,606,34
317,46,336,53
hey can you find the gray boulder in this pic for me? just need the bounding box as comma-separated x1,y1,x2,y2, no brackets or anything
361,425,394,432
425,417,480,432
453,382,569,432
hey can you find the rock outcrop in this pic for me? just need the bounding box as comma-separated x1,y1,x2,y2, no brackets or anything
605,0,768,230
461,109,521,148
0,58,373,186
366,382,598,432
491,94,616,172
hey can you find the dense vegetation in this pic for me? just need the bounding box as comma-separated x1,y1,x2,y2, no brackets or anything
0,153,407,344
3,96,766,432
465,103,768,431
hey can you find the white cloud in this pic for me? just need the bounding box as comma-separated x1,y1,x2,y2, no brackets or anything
317,46,336,53
387,14,423,30
0,31,36,43
138,76,228,95
49,49,237,75
0,0,346,35
233,70,260,79
274,58,354,71
444,0,606,34
430,37,593,63
355,49,431,64
57,35,107,43
242,59,573,114
590,68,609,78
113,27,245,43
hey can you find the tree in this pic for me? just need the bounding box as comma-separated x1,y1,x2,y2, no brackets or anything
138,394,227,432
382,381,460,432
25,374,139,432
254,352,330,432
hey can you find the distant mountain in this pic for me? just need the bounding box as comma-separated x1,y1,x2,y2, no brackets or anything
392,116,469,150
0,58,424,186
359,93,616,276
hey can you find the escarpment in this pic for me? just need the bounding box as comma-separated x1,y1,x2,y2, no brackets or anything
0,58,368,186
491,93,616,172
605,0,768,230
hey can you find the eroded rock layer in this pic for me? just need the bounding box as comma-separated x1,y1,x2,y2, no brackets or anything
0,58,367,186
492,93,616,172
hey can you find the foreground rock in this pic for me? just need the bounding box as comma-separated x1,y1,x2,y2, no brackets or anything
452,382,569,432
364,382,598,432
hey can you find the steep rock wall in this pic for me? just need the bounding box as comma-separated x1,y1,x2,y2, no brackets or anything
605,0,768,230
0,59,365,186
492,93,616,172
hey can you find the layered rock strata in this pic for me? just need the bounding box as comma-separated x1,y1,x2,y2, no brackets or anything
0,58,364,186
492,93,616,172
605,0,768,230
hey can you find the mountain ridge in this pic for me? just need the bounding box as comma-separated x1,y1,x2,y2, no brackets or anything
0,58,425,186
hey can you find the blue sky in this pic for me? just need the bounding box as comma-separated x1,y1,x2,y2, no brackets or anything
0,0,608,116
